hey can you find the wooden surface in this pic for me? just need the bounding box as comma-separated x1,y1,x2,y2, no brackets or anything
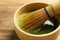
0,0,57,4
0,4,21,40
0,0,60,40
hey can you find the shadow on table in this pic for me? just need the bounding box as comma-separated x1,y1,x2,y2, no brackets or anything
10,31,20,40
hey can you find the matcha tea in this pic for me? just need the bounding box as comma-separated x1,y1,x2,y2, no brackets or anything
28,18,59,35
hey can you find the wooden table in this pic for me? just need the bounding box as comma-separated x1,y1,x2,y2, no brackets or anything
0,4,22,40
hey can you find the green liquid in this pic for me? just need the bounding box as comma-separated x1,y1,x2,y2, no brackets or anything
28,24,56,35
28,17,59,35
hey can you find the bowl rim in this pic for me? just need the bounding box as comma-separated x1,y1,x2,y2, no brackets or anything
14,2,60,37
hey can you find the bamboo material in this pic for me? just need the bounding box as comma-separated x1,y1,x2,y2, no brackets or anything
41,0,60,24
22,0,60,31
20,5,55,32
23,8,49,32
51,0,60,23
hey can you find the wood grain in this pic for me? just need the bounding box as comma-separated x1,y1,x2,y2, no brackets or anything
0,0,57,4
0,4,22,40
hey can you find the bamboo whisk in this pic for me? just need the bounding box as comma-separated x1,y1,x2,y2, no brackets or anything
23,8,49,31
18,0,60,32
